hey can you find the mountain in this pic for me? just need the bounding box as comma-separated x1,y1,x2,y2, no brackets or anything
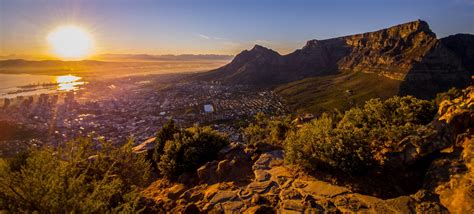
199,20,471,101
200,45,282,85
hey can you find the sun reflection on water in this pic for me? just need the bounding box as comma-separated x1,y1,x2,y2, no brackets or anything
56,75,84,91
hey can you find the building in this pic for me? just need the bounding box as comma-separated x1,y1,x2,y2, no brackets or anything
204,104,214,113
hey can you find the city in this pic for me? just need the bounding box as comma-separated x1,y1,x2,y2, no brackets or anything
0,74,287,147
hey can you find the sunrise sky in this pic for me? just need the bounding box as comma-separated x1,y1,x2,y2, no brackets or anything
1,0,473,58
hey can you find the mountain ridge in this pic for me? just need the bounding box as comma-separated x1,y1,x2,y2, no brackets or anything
198,20,471,99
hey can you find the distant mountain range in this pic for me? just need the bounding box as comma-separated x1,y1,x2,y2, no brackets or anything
198,20,472,103
93,54,233,61
0,54,233,62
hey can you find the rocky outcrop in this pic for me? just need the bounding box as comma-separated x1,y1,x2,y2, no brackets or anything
424,136,474,213
142,149,450,213
132,137,156,154
199,20,471,98
383,86,473,167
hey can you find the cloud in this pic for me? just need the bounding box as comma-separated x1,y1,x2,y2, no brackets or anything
197,34,227,40
254,40,271,44
198,34,210,39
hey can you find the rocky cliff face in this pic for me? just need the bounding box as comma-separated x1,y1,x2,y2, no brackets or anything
200,20,471,98
337,20,438,80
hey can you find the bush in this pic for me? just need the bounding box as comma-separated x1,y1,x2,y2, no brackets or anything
284,114,373,173
243,112,293,147
284,96,436,174
338,96,435,145
0,137,151,212
153,122,228,178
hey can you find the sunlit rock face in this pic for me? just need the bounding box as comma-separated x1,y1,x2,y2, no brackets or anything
337,20,438,80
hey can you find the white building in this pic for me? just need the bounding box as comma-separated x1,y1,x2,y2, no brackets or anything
204,104,214,113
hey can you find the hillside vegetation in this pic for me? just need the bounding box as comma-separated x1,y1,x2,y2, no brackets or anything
275,71,401,114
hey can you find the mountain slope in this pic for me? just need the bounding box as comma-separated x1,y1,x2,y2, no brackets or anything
201,45,283,85
440,34,474,73
276,71,401,113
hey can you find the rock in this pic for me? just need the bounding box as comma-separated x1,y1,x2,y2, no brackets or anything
218,142,246,159
221,200,245,212
254,170,271,182
333,195,369,212
199,146,254,184
132,137,156,154
180,187,205,202
296,180,350,198
244,205,274,214
430,136,474,213
197,161,217,182
183,203,200,214
253,150,284,170
267,166,294,186
209,190,238,204
280,188,303,200
292,181,307,189
247,180,277,194
384,196,416,213
415,201,448,213
166,184,186,199
238,188,254,200
280,199,305,213
216,159,233,176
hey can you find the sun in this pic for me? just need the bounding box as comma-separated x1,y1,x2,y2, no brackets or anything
47,25,93,59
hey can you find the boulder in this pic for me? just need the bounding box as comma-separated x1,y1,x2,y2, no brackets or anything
294,179,350,198
132,137,156,154
252,150,284,171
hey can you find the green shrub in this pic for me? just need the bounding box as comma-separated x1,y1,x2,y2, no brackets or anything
284,114,373,173
153,120,180,166
284,96,436,174
153,123,228,178
243,112,293,147
0,137,151,212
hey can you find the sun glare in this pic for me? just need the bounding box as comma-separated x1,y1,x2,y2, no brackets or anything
47,25,93,59
56,75,84,91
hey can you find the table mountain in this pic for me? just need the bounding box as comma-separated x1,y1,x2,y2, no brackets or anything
199,20,471,99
